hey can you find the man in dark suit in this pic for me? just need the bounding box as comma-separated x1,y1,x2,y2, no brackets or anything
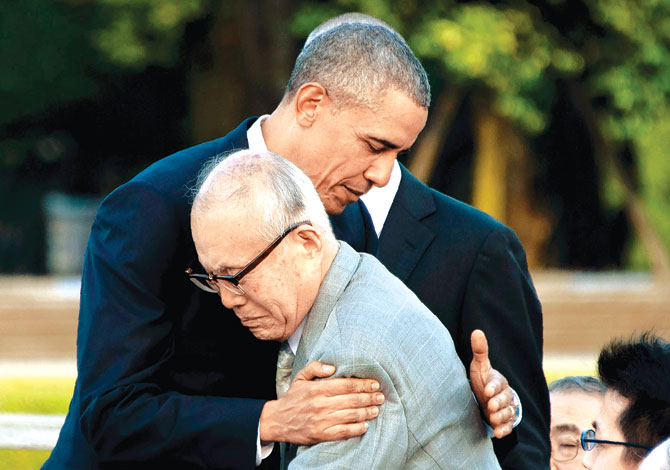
44,21,545,470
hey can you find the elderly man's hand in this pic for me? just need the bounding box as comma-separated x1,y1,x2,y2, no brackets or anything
259,361,384,445
470,329,517,439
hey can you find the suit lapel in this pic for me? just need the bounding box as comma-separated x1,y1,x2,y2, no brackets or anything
378,164,436,282
291,243,359,378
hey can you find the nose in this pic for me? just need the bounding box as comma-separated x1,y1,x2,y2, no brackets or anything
363,154,395,188
219,289,246,310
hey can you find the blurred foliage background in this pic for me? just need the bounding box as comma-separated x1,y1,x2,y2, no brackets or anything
1,0,669,275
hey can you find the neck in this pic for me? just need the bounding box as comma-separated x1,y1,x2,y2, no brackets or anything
261,103,297,162
319,238,339,283
290,237,339,338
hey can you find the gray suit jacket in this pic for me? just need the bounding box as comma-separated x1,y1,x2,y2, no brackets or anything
283,242,501,470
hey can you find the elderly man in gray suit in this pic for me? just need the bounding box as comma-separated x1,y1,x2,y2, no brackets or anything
190,149,501,469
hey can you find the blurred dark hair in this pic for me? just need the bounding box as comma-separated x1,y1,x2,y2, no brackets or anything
598,332,670,464
549,375,607,395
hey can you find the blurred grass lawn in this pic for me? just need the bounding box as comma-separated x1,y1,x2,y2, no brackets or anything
0,378,74,470
0,363,596,469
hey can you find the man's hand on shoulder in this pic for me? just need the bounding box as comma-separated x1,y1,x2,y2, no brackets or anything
470,329,518,438
259,361,384,445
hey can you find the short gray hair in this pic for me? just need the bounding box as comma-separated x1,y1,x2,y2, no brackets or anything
285,22,430,110
305,13,399,46
549,376,607,395
192,149,334,242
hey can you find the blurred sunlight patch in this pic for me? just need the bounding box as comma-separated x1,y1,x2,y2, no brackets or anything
0,378,74,415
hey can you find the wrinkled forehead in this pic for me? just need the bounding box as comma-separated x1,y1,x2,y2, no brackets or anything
192,204,261,251
339,90,428,140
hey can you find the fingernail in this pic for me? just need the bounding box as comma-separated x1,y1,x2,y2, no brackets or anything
322,364,335,372
376,393,384,404
363,421,369,430
371,382,380,391
371,406,379,416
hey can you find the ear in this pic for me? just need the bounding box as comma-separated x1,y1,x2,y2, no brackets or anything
294,83,330,128
291,224,323,259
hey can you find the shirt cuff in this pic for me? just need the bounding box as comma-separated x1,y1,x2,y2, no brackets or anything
511,388,523,427
256,423,275,466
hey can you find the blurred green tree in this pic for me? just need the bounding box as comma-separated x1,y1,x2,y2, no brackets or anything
0,0,97,126
0,0,211,127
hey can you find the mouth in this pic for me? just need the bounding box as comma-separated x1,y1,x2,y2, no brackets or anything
238,317,257,328
234,310,258,327
343,185,367,198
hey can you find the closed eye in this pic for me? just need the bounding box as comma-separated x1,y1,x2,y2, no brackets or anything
559,443,577,449
367,142,385,154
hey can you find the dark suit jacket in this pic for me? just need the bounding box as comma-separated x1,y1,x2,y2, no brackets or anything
43,118,375,470
378,165,550,469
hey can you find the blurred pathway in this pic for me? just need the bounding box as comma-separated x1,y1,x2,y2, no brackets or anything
0,413,64,450
0,272,668,360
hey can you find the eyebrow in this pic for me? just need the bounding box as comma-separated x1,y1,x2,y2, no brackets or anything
552,424,581,434
211,262,242,275
197,256,230,276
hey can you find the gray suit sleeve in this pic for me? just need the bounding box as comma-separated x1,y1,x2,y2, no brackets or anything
288,348,408,469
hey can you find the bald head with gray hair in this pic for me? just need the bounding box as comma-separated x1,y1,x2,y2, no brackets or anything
284,22,430,110
192,149,334,242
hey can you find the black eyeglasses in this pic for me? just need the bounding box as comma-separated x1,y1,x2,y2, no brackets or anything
186,220,312,296
581,429,651,452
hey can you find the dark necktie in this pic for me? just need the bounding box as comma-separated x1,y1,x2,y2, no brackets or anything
329,200,379,256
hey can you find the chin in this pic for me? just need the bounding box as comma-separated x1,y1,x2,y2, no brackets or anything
248,328,280,342
317,193,345,215
323,199,347,215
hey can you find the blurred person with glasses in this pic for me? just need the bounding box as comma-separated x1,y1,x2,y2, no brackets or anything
189,149,501,469
549,376,606,469
581,333,670,470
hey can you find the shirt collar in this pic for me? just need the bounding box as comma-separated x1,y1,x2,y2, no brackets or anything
247,115,271,152
360,160,402,237
287,317,306,355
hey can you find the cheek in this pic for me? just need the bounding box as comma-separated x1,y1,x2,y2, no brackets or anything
588,451,614,470
246,271,296,312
